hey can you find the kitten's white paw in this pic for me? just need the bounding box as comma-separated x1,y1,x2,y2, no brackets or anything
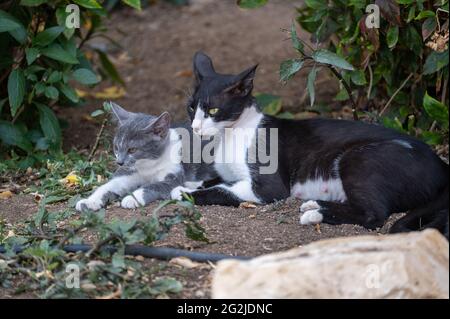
75,198,104,212
121,189,145,209
300,200,320,213
300,209,323,225
170,186,193,201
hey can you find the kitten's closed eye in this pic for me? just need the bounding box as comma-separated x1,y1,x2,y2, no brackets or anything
128,147,138,154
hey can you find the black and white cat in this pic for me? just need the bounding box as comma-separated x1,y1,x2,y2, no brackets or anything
171,52,449,237
76,103,217,212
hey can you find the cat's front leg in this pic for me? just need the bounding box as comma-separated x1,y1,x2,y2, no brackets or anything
171,180,261,207
121,174,183,209
76,174,141,212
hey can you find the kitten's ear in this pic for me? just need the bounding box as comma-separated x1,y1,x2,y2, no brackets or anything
193,51,216,83
145,112,171,140
110,102,130,125
224,64,258,97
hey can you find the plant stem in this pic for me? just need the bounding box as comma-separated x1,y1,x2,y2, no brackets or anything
88,118,108,162
328,66,359,120
379,73,414,116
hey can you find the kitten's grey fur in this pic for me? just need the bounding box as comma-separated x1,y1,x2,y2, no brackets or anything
75,102,217,211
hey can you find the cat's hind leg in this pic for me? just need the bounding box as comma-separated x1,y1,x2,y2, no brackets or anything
300,200,386,229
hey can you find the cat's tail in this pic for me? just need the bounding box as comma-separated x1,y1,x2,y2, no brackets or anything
390,183,449,240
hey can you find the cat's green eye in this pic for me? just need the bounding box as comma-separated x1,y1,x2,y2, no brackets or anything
128,148,138,154
208,108,219,115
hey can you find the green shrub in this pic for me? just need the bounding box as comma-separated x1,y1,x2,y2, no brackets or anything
295,0,449,144
240,0,449,145
0,0,140,168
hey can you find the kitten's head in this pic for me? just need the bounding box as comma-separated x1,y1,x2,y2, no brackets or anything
110,102,171,167
187,51,258,136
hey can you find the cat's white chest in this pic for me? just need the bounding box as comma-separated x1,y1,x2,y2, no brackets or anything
214,130,255,182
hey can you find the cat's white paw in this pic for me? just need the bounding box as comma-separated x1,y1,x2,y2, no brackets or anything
121,189,145,209
76,198,104,212
170,186,193,201
300,200,320,213
300,209,323,225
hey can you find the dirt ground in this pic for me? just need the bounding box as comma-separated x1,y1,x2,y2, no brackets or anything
0,0,413,299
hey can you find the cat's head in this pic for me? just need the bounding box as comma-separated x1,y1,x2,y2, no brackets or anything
187,51,258,136
110,102,171,167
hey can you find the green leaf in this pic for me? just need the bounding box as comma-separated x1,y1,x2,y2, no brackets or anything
0,98,6,114
25,47,40,65
305,0,327,9
56,7,75,39
334,87,349,101
91,109,105,117
350,69,367,85
20,0,47,6
255,93,282,115
0,10,24,32
73,0,102,9
423,92,448,129
0,120,32,152
58,83,79,103
33,26,64,47
312,49,355,70
72,68,100,85
291,22,303,52
41,44,79,64
35,103,62,148
47,71,62,84
406,6,416,22
97,51,125,85
307,67,318,107
404,25,422,56
112,251,125,269
44,86,59,100
422,17,437,40
280,59,304,82
420,131,443,146
151,278,183,294
121,0,142,10
395,0,414,3
386,26,399,49
423,49,449,75
415,10,435,20
237,0,268,9
8,69,25,117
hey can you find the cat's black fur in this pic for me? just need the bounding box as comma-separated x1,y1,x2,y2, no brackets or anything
181,52,449,238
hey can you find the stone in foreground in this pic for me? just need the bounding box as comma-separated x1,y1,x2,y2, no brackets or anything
212,229,449,299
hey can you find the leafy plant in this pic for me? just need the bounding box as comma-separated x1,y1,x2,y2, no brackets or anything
241,0,449,145
0,0,137,166
0,191,207,298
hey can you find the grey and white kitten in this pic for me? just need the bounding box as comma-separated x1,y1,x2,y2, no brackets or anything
75,102,217,212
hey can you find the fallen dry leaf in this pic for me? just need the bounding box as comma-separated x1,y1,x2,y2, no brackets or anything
169,257,201,269
60,172,81,187
239,202,257,209
0,191,13,200
315,224,322,234
93,86,126,99
175,69,193,78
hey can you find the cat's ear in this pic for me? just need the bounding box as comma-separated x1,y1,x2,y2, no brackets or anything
110,102,131,125
193,51,216,83
145,112,171,140
224,64,258,97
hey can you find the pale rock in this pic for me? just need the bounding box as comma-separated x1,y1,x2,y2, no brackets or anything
212,229,449,299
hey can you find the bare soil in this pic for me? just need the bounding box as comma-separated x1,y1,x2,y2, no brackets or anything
0,0,405,299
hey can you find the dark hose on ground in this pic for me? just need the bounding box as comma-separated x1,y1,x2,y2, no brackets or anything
0,244,252,262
